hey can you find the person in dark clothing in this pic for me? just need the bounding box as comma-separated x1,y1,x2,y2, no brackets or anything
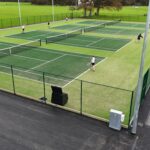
137,33,143,41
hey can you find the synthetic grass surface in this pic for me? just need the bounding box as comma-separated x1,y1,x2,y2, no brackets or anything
8,30,62,41
0,47,103,86
0,19,149,126
0,2,80,19
46,35,131,51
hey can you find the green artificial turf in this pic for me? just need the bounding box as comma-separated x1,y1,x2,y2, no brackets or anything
0,19,149,127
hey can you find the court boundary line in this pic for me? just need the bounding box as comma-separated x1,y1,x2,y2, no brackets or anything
63,57,107,88
31,48,93,59
26,54,67,72
0,18,75,31
86,37,105,47
116,39,135,53
13,54,46,62
54,25,82,31
53,41,117,51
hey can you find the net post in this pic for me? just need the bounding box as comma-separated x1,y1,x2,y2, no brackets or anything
11,65,16,94
9,48,11,55
40,39,42,46
80,80,83,115
82,29,84,35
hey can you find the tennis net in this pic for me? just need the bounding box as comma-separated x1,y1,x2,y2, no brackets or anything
46,29,82,44
84,20,121,32
0,39,41,58
105,19,121,26
84,23,105,32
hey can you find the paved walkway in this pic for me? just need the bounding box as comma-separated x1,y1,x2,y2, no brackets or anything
0,90,149,150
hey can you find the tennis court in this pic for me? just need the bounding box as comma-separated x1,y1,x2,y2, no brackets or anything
0,41,103,86
8,30,61,41
0,42,15,49
112,22,146,28
46,32,131,51
53,24,87,30
77,20,106,25
87,26,145,35
77,20,145,28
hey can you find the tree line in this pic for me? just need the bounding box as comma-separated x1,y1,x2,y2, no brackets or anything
1,0,148,17
1,0,148,5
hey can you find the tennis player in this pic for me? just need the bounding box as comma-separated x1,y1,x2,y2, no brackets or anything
65,17,69,21
22,25,25,33
137,33,143,41
91,56,96,71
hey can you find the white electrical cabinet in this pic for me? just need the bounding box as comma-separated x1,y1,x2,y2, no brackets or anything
109,109,125,131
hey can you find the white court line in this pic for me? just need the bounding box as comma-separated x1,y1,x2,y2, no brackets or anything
33,48,92,59
26,54,66,72
61,37,95,43
13,54,46,62
116,29,145,53
86,37,105,47
0,18,74,31
0,30,37,38
55,42,116,51
25,31,57,40
116,40,135,53
63,57,108,88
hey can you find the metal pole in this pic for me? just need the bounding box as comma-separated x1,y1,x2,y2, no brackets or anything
11,65,16,94
80,80,83,115
52,0,55,22
18,0,22,26
131,0,150,134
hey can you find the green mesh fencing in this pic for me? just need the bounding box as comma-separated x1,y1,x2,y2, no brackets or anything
0,12,82,29
0,64,134,127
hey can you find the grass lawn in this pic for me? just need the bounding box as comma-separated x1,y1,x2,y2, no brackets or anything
0,2,81,19
0,18,150,127
0,2,147,19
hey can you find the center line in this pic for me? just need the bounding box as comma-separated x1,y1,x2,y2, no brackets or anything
86,38,105,47
26,54,66,72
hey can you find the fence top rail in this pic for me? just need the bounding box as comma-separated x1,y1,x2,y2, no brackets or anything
82,80,133,92
0,62,133,93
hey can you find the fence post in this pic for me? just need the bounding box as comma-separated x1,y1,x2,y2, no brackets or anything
11,65,16,94
43,72,46,99
128,91,134,128
80,80,83,115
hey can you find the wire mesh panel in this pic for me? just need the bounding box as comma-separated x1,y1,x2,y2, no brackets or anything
82,81,133,126
146,69,150,92
61,79,81,113
13,68,45,100
0,65,13,92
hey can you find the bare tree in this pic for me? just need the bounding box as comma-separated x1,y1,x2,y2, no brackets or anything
94,0,122,16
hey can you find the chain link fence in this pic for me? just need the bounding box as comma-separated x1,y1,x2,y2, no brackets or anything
0,64,134,127
0,12,82,29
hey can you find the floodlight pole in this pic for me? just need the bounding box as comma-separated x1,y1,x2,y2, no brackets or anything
52,0,55,22
18,0,22,26
131,0,150,134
